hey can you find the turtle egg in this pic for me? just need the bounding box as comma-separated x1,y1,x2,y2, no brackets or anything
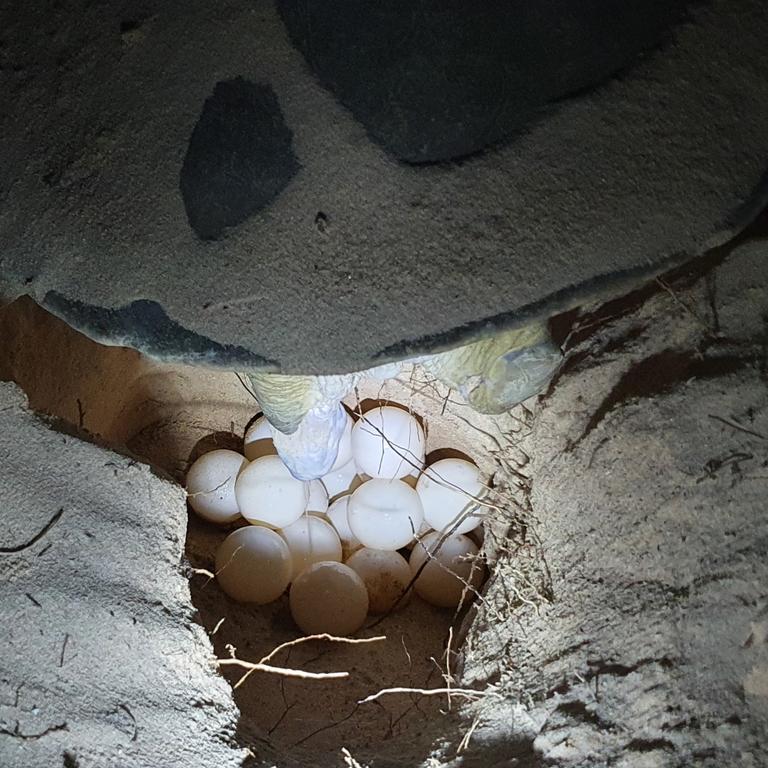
307,479,329,513
215,526,291,603
416,458,485,535
348,478,424,550
351,406,425,479
326,496,359,546
289,562,369,635
346,548,412,614
186,449,247,524
243,416,277,461
408,531,483,608
321,459,361,500
279,515,342,580
235,455,308,528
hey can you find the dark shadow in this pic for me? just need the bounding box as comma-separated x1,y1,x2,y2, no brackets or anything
279,0,690,164
243,412,264,434
186,430,242,469
425,447,475,465
180,78,299,240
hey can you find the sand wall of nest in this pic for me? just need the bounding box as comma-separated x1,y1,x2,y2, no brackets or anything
0,383,246,768
456,237,768,767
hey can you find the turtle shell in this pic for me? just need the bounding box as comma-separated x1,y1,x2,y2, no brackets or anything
1,0,767,373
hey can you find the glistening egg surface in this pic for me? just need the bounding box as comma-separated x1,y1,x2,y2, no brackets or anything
215,526,292,603
408,531,483,608
321,459,360,500
351,406,425,479
348,478,424,550
326,495,359,545
186,449,246,524
416,458,485,534
279,514,342,580
289,561,369,635
235,455,308,527
346,548,411,614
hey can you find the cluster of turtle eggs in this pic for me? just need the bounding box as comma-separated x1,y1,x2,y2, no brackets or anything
186,405,485,636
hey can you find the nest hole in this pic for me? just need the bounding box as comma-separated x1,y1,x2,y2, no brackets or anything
0,297,525,767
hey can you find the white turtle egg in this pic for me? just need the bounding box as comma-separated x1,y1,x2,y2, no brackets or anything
289,562,369,635
321,459,361,500
351,406,425,479
330,410,354,471
306,479,330,513
416,458,485,535
346,548,412,614
279,514,342,580
186,449,247,524
326,496,359,545
408,531,483,608
235,455,308,528
348,478,424,550
215,526,291,603
243,416,277,461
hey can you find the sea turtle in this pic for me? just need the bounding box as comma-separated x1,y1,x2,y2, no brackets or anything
1,0,767,474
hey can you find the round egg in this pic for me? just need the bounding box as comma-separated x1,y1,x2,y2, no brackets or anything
346,548,412,614
348,478,424,550
409,531,483,608
326,496,360,546
417,458,485,535
326,495,362,558
351,406,425,479
279,514,342,580
321,459,361,500
186,449,247,524
289,562,369,635
235,455,308,528
307,479,329,513
215,526,292,603
243,416,277,461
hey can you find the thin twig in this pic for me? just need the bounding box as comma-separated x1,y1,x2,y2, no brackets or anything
224,633,386,689
218,659,349,681
655,277,711,330
260,633,386,665
59,633,70,667
341,746,367,768
444,627,454,711
0,508,63,554
185,476,231,499
235,372,259,401
457,715,482,754
118,704,138,741
358,687,497,705
211,617,225,635
708,414,766,441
